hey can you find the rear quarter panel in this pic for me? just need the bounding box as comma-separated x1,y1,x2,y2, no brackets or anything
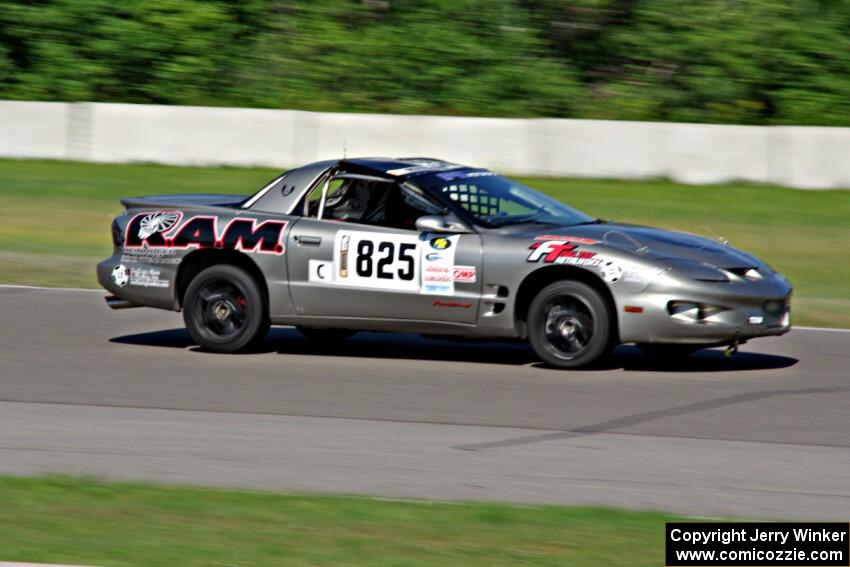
98,205,297,315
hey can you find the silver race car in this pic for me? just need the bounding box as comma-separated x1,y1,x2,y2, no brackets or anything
98,158,792,368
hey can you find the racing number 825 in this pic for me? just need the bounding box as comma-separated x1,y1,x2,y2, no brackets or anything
356,240,416,280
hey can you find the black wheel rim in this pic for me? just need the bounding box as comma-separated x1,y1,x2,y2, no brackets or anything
540,294,595,360
194,279,249,340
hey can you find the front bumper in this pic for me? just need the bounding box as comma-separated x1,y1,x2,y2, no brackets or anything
617,275,792,345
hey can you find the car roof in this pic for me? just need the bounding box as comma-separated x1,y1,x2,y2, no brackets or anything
243,157,475,215
339,157,465,180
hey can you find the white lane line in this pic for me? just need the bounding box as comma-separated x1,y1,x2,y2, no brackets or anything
0,563,94,567
794,326,850,334
2,284,850,334
0,284,103,293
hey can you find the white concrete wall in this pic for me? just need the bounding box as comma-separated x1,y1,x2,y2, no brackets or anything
4,100,849,189
0,101,70,160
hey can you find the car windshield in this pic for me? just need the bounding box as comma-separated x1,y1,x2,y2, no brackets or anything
414,169,595,228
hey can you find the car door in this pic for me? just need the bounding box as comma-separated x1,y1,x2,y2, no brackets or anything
286,178,483,324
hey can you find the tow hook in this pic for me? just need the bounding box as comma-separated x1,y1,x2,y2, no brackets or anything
724,339,739,357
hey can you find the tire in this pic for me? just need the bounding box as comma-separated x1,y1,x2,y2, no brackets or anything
183,264,269,353
637,343,701,359
527,280,614,369
296,326,356,342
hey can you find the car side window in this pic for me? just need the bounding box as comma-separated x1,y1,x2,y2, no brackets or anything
386,183,445,230
302,178,345,217
328,180,387,223
302,177,443,231
303,178,388,223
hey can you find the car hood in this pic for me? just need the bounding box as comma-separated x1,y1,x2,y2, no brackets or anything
505,222,765,270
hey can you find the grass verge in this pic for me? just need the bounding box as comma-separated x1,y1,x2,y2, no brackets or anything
0,159,847,327
0,475,677,566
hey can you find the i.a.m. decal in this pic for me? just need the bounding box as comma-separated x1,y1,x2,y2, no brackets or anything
125,211,287,255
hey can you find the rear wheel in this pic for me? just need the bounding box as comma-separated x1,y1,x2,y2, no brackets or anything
296,326,357,342
527,280,613,369
183,265,269,353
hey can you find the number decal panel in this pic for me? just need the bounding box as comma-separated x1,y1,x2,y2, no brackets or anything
325,230,467,295
333,231,422,291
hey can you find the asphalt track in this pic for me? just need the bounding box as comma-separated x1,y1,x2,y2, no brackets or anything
1,285,849,520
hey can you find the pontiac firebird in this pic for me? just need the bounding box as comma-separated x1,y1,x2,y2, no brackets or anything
97,158,792,369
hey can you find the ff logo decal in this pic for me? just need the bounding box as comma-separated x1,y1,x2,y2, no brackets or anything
528,240,601,266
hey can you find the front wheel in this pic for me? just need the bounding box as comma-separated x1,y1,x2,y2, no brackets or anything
527,281,614,369
183,265,269,353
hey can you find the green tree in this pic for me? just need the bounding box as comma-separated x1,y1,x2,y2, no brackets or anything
237,0,584,117
0,0,848,125
542,0,850,125
0,0,259,105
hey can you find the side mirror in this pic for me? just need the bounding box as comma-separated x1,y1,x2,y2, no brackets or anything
415,214,470,234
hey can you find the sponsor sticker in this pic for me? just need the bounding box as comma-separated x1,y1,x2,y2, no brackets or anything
435,169,495,182
125,212,287,255
429,236,452,250
528,240,602,267
129,267,169,288
421,234,459,295
385,161,461,176
120,248,180,265
452,265,477,283
433,299,472,309
308,259,332,283
111,264,130,287
339,234,350,278
599,260,623,283
137,211,182,240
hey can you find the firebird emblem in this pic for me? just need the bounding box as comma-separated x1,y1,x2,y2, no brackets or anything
138,211,181,240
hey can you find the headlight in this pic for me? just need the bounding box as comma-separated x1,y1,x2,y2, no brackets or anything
663,258,729,282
